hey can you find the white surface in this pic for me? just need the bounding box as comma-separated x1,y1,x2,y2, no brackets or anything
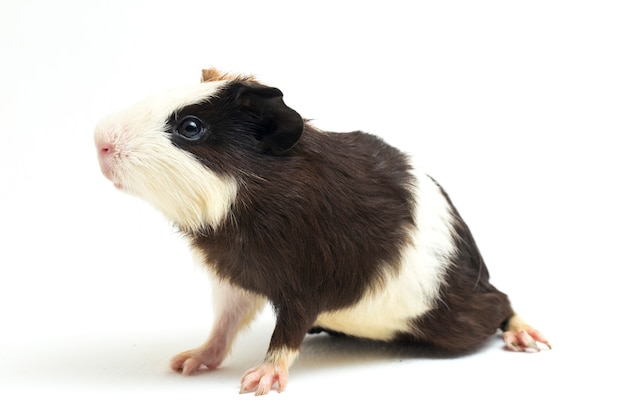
1,0,623,415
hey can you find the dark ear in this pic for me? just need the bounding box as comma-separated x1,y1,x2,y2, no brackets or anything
235,83,304,154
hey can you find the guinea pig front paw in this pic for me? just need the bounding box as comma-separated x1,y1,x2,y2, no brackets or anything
239,362,289,396
170,344,226,375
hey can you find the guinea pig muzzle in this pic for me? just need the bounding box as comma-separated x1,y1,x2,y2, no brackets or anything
95,139,122,189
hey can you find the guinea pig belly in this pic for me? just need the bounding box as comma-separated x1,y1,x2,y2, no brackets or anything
314,172,458,341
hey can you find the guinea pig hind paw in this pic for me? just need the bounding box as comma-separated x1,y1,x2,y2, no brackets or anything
240,362,289,396
503,328,551,352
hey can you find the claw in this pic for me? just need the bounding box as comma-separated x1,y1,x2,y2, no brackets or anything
527,328,552,350
520,329,539,351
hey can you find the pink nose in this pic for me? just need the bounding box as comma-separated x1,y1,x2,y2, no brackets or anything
97,142,115,180
98,142,114,163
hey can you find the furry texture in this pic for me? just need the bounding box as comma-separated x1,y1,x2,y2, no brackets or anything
94,82,238,231
94,68,547,395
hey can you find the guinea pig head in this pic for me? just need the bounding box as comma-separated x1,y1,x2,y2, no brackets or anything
94,75,304,231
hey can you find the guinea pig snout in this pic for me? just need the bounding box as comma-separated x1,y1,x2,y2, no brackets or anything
97,143,115,178
94,126,122,185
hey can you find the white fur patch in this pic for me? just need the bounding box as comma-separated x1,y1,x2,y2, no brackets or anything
208,277,267,349
94,81,238,230
190,244,268,331
313,168,457,340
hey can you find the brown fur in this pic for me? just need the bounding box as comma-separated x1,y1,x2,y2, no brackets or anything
167,80,514,355
201,67,255,83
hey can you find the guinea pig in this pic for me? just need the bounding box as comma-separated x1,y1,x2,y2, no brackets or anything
94,68,550,395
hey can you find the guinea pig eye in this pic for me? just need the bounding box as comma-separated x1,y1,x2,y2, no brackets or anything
176,116,206,141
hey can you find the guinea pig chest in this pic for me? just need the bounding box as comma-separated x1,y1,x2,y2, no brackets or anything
94,68,550,395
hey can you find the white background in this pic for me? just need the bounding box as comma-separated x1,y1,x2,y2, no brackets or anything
1,0,624,415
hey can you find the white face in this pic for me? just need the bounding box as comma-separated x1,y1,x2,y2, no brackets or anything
94,81,238,231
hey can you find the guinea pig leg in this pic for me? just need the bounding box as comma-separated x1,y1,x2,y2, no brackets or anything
502,313,551,352
239,307,314,395
170,281,265,375
239,347,299,396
